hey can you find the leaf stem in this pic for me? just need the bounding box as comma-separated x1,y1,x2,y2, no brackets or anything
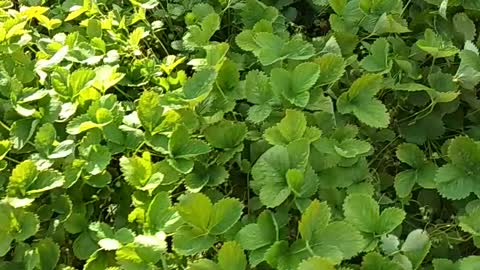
0,120,10,131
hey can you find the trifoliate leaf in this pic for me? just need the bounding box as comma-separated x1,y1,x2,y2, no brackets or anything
344,194,405,234
299,200,364,262
416,29,459,58
271,63,320,107
360,38,391,73
435,137,480,199
337,74,390,128
119,152,163,190
264,110,307,146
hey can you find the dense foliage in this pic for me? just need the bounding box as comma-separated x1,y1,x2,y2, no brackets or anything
1,0,480,269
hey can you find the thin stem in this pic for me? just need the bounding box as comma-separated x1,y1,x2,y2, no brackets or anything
0,120,10,131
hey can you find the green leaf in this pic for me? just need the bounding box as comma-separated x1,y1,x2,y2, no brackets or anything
297,257,335,270
315,53,345,86
146,192,176,233
84,144,111,175
169,125,210,158
11,118,39,150
209,198,243,235
361,252,403,270
453,13,476,41
286,169,304,196
0,140,11,160
177,193,212,231
377,208,406,234
433,259,456,270
173,226,216,255
69,69,96,96
334,139,371,158
271,63,320,107
204,120,246,149
235,211,276,250
247,104,272,123
87,18,102,38
34,123,56,155
344,194,405,234
264,110,307,145
14,210,39,241
435,164,473,199
360,38,390,72
34,239,60,270
299,200,364,263
373,13,410,34
401,230,431,269
251,141,313,207
134,234,167,263
299,200,330,241
337,74,390,128
0,232,13,257
8,160,37,196
184,13,220,48
435,137,480,199
27,170,64,194
218,241,247,270
183,69,217,100
137,91,164,133
416,29,459,58
328,0,346,14
396,143,426,167
455,49,480,90
73,232,99,260
343,194,379,233
188,259,220,270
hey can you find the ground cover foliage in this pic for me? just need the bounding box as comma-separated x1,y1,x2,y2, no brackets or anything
1,0,480,269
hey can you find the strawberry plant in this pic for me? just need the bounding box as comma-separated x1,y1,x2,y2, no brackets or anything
2,0,480,269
